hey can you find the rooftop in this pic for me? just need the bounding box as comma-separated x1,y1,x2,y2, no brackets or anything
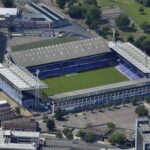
0,8,18,16
0,130,38,150
4,130,40,138
109,41,150,73
0,63,47,91
10,37,110,67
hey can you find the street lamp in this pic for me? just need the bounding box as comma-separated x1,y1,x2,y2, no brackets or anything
35,69,40,110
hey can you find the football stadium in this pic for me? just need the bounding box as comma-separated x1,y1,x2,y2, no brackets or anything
9,36,150,112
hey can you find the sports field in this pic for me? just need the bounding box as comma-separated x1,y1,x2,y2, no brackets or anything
43,67,129,96
11,36,79,51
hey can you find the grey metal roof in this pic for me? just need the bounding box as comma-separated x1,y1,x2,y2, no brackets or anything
10,37,110,67
50,78,150,100
0,63,47,91
109,41,150,73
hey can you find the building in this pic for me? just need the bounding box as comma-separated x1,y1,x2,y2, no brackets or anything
2,117,37,131
24,2,69,28
0,100,9,110
135,117,150,150
0,107,18,123
0,8,18,19
0,129,40,150
0,62,47,109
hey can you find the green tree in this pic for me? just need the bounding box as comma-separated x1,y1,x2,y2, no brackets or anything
116,14,130,29
63,128,70,136
141,21,150,33
84,0,97,5
134,36,146,50
2,0,14,7
131,98,137,106
108,132,126,145
127,35,134,43
85,6,101,29
135,105,149,116
139,7,144,13
84,132,95,143
46,119,55,131
68,6,83,19
77,129,85,138
54,108,64,120
15,106,21,115
56,132,63,139
107,122,116,130
142,38,150,56
66,131,73,140
56,0,66,9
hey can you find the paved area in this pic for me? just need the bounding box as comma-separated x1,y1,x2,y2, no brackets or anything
9,36,50,46
0,91,32,116
55,104,137,131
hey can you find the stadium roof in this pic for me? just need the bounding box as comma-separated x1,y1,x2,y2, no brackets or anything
10,37,110,67
50,78,150,100
0,63,47,91
109,41,150,73
0,8,18,17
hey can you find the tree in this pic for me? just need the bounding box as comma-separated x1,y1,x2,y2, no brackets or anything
131,98,137,106
108,132,126,145
84,0,97,5
135,105,149,116
15,106,21,115
116,14,130,29
107,122,116,130
127,35,134,43
66,131,73,140
141,21,150,33
68,6,83,19
84,132,95,143
54,108,64,120
134,36,146,50
46,119,55,131
56,132,63,139
139,7,144,13
142,38,150,56
63,128,70,136
56,0,66,9
85,6,101,29
77,129,85,138
2,0,14,7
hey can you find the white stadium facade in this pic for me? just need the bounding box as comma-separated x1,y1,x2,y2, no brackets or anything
0,62,47,109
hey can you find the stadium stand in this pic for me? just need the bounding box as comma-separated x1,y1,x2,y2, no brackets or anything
50,78,150,112
10,37,112,79
0,62,47,109
109,41,150,78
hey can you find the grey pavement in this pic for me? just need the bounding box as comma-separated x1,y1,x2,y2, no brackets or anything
55,104,137,131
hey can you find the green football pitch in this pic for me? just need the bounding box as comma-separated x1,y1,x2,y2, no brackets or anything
43,67,129,96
